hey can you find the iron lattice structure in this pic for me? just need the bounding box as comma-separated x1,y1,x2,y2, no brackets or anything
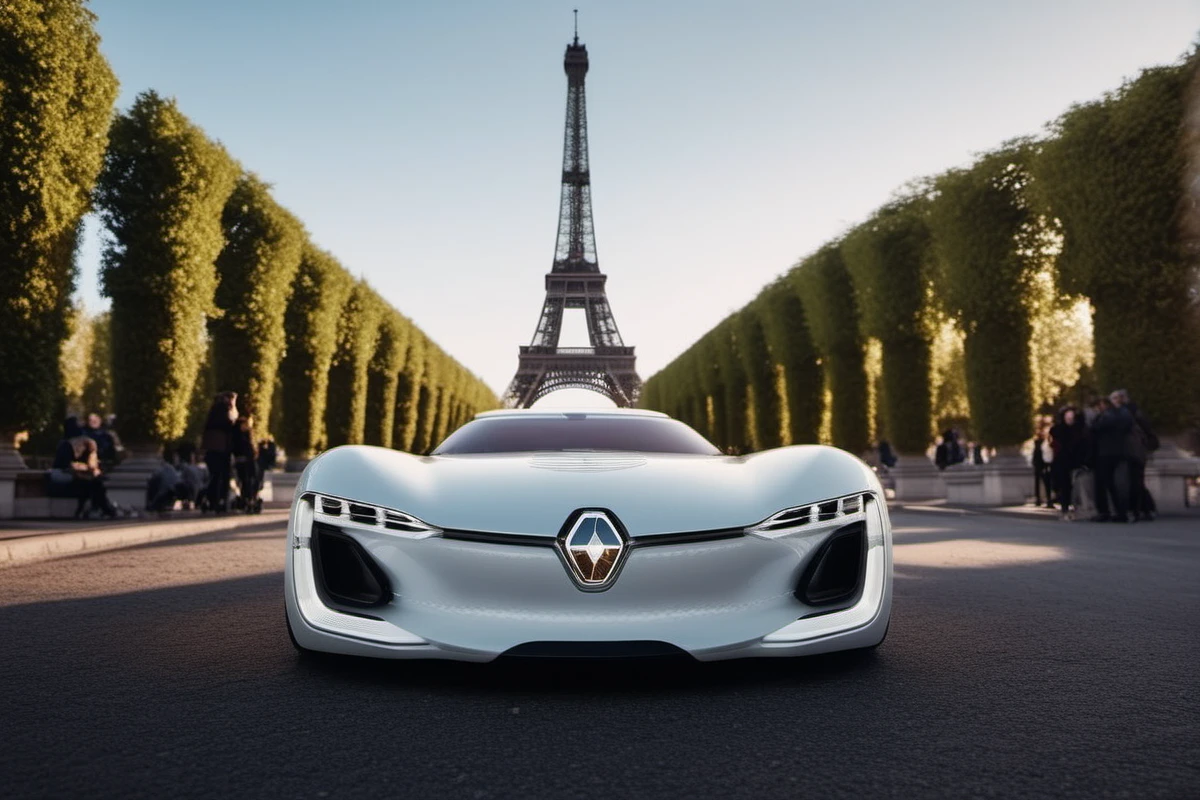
503,33,641,408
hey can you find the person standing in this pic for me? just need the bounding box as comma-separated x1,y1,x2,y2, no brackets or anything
1031,423,1054,508
231,414,260,513
201,392,238,514
1110,389,1157,521
1090,396,1133,522
1049,406,1087,519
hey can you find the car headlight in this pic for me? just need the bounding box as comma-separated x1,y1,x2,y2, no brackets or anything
299,492,441,539
746,492,870,538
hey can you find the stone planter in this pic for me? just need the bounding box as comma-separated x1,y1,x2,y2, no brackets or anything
1144,440,1200,514
0,432,28,519
890,454,945,501
943,453,1030,506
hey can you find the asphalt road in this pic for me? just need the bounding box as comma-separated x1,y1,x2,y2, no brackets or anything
1,509,1196,799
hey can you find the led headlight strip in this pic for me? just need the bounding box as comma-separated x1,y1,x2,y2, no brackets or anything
302,492,441,539
746,492,870,538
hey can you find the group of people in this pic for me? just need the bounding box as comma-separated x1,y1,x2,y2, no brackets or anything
198,391,276,515
48,392,278,519
48,414,123,518
1038,389,1158,522
933,429,987,470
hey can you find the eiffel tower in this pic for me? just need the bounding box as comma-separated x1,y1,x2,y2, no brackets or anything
503,24,640,408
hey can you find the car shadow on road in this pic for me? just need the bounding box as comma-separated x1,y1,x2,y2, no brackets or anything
291,643,885,695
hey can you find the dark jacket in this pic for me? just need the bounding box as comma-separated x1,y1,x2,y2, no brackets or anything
1091,406,1132,459
231,424,257,463
1124,403,1157,465
1049,420,1087,472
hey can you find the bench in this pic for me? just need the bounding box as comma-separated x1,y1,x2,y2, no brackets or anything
11,471,86,518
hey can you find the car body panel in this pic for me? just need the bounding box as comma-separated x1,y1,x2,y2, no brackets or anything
285,409,893,661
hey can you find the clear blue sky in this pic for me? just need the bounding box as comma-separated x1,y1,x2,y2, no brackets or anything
77,0,1200,401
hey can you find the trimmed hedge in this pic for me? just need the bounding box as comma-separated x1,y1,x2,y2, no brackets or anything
365,311,411,448
791,245,870,454
95,90,239,446
735,306,782,450
757,278,822,445
841,198,935,454
277,244,354,458
0,0,117,437
411,345,440,456
325,281,384,447
711,317,749,452
1034,59,1198,432
928,143,1038,447
393,330,426,452
211,172,304,435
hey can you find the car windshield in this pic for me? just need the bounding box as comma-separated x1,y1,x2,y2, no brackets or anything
432,415,722,455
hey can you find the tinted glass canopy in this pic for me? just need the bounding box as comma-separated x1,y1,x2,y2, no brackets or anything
432,415,721,456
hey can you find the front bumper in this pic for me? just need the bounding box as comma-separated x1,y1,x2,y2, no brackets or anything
284,495,892,661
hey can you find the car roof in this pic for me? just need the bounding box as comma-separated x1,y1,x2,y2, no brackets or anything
473,408,669,420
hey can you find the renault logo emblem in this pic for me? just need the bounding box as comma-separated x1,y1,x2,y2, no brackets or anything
557,510,628,591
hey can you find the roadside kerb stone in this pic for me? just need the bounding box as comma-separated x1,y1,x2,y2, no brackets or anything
0,509,289,568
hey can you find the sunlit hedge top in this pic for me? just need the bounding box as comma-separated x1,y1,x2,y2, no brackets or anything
278,244,354,455
96,90,239,444
211,172,304,428
840,197,932,343
0,0,117,433
929,143,1040,447
1032,59,1199,430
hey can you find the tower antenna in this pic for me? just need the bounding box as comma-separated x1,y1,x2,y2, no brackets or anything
573,9,579,44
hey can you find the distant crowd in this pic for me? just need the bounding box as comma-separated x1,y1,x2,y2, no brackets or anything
48,391,278,519
919,389,1159,521
1033,389,1158,522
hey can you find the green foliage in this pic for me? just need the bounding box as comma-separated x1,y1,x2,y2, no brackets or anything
677,347,707,434
711,317,748,453
928,143,1038,446
841,198,935,453
693,335,722,443
81,311,112,416
791,246,870,454
757,279,821,445
277,244,353,458
0,0,117,435
325,280,384,447
95,90,238,445
393,330,426,452
431,363,460,448
365,311,411,448
58,302,92,415
735,306,782,450
1033,59,1198,431
411,348,440,456
211,172,304,435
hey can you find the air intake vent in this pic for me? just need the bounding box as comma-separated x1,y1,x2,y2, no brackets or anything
348,503,377,525
796,521,866,607
311,522,392,608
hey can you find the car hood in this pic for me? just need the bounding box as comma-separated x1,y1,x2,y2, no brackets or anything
297,445,878,537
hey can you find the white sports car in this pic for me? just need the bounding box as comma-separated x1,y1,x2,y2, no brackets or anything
285,408,892,661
